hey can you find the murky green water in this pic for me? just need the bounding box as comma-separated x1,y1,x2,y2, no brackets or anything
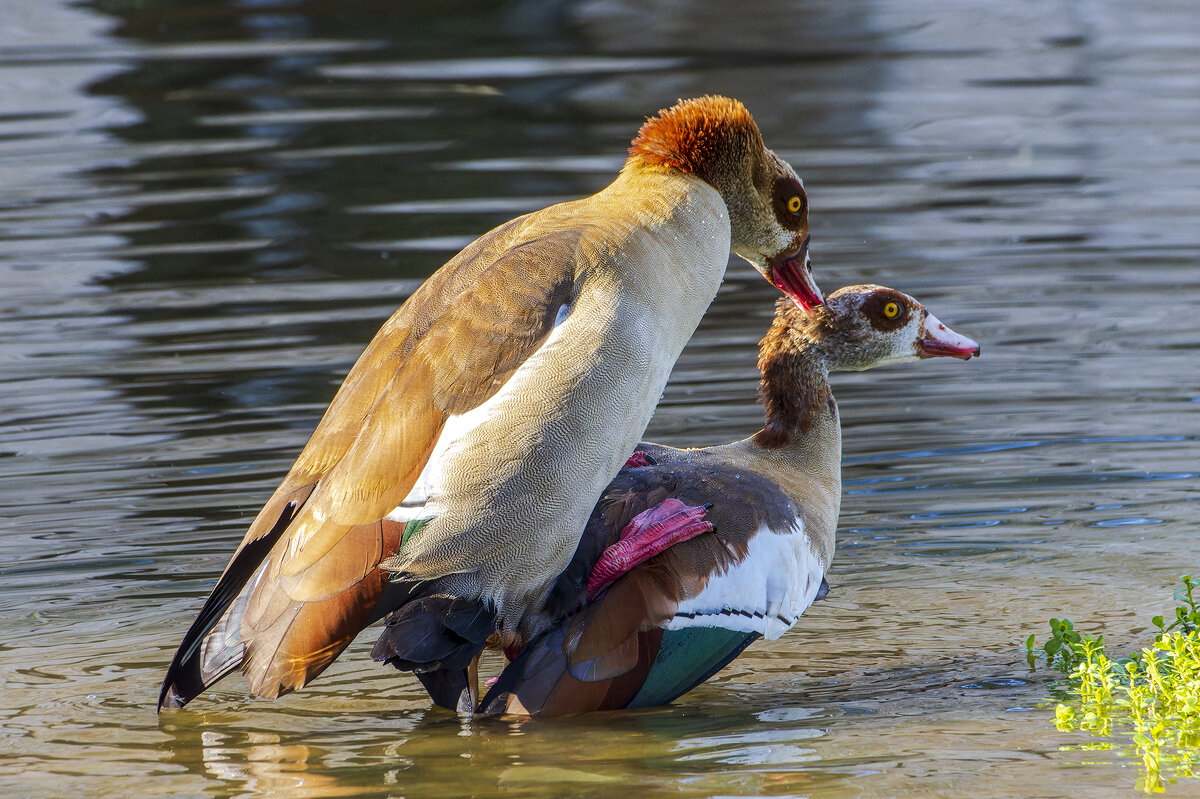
1,0,1197,796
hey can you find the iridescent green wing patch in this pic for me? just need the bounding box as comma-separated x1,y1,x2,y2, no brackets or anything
400,517,431,551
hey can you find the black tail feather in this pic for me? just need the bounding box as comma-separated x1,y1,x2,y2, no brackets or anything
371,591,494,711
476,636,541,715
414,669,470,711
158,501,297,710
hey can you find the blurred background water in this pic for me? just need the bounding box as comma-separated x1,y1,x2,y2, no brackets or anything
0,0,1197,796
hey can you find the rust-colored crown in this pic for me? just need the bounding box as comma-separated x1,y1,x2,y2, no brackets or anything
627,96,764,184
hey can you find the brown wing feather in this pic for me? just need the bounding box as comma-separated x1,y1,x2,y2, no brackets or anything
599,628,663,706
242,521,400,696
163,221,582,705
565,566,683,668
238,233,579,694
271,230,581,580
488,621,665,716
537,670,614,716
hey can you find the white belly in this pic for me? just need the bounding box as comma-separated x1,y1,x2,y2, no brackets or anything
667,520,825,640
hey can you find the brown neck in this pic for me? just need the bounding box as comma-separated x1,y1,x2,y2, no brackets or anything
752,309,834,448
737,324,841,569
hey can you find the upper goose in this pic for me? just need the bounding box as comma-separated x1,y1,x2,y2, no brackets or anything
159,95,824,709
436,284,977,715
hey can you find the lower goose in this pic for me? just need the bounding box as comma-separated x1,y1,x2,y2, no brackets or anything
374,284,980,715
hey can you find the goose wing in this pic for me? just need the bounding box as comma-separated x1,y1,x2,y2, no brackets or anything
160,222,581,708
482,455,826,715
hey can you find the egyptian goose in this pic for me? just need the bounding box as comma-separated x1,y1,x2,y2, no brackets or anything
159,96,823,709
433,285,977,715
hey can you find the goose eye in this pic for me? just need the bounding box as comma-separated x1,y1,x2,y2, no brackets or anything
883,301,900,319
787,195,803,214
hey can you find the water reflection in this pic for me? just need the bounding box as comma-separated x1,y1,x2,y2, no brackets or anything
1,0,1198,796
200,729,370,798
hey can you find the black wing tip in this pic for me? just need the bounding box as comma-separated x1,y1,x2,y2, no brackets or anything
155,500,300,712
414,669,470,712
157,687,185,712
158,632,203,712
157,667,199,712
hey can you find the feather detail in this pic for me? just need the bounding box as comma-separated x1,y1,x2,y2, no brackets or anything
477,627,665,716
667,520,824,640
158,494,306,709
564,565,681,673
628,95,762,186
754,302,835,447
585,498,713,597
370,588,496,711
159,223,580,707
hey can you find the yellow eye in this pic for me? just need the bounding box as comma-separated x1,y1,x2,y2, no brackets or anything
787,195,803,214
883,301,900,319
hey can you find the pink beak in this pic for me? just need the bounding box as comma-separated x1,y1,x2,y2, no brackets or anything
768,236,824,311
917,311,980,360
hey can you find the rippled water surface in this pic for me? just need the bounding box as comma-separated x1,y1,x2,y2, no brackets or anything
2,1,1198,796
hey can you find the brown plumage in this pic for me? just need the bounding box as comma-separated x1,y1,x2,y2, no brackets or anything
754,307,836,446
160,96,823,710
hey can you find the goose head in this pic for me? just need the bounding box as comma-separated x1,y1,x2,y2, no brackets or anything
627,96,823,310
782,284,981,371
768,284,984,374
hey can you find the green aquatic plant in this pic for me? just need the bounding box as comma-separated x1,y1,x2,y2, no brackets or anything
1027,575,1200,793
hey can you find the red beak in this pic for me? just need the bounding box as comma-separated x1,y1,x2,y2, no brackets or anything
767,236,823,311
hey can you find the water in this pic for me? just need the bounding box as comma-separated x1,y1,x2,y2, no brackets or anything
1,0,1197,796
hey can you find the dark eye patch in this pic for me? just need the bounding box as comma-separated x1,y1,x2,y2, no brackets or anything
772,178,808,230
861,289,912,332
